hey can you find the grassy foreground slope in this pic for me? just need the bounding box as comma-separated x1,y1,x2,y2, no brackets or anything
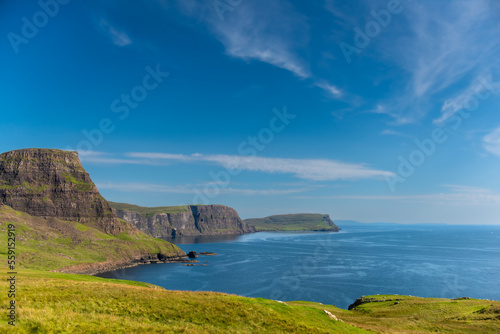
245,213,340,231
0,270,366,334
293,295,500,333
0,205,183,273
1,271,499,333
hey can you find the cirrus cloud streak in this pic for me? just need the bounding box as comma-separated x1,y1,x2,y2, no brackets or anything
126,152,394,181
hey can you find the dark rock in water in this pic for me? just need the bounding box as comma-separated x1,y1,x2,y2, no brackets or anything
199,252,217,256
187,251,198,258
111,203,256,237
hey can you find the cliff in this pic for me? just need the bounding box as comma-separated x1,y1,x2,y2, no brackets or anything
0,148,186,274
245,213,341,232
110,202,256,237
0,204,185,275
0,148,126,235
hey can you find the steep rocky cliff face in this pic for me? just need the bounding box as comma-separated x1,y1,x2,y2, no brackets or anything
112,203,256,237
0,148,124,235
0,148,186,274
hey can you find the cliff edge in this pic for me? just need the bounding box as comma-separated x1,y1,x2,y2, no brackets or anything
0,148,185,274
110,202,256,237
0,148,124,235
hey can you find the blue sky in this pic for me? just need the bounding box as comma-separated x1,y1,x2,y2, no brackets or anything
2,0,500,224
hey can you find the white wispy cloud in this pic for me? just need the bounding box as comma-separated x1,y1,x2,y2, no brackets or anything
77,151,157,165
442,184,493,194
208,0,309,79
126,152,394,181
97,182,193,194
296,184,500,205
173,0,346,98
483,126,500,156
96,182,309,196
314,81,342,98
434,73,500,124
375,0,500,124
99,18,132,46
380,129,403,136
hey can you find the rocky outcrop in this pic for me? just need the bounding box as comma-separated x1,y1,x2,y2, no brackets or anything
0,148,125,235
112,204,256,237
348,296,404,310
187,251,198,258
323,215,340,230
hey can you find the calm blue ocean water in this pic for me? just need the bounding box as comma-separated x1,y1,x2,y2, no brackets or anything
97,224,500,309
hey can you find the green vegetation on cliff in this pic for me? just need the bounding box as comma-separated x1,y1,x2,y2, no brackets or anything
109,201,189,217
0,205,184,273
245,213,340,232
0,148,125,235
0,148,185,274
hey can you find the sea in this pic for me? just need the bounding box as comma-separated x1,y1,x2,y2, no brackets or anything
96,223,500,309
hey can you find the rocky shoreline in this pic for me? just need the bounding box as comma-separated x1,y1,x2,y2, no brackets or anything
57,254,192,276
63,250,218,276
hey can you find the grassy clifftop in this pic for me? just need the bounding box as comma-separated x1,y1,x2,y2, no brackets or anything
245,213,340,232
0,270,498,333
0,205,184,274
109,201,190,217
110,202,255,237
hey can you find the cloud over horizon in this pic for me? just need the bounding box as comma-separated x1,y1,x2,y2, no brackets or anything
126,152,394,181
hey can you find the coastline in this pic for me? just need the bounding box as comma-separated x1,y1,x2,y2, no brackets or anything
55,255,189,276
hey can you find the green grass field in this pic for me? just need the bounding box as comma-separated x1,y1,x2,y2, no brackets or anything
245,213,340,231
292,294,500,333
0,271,498,333
0,270,366,333
109,201,191,217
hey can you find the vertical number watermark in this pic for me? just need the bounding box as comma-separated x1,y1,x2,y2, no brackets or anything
7,223,16,326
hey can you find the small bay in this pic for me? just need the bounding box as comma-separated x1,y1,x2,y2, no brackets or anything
97,224,500,309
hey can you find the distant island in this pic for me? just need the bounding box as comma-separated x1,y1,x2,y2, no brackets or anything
245,213,341,232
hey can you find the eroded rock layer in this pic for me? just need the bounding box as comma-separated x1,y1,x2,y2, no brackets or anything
0,148,123,235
